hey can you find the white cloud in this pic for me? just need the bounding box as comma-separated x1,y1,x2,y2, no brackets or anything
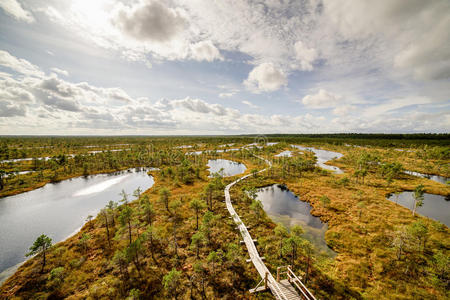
244,63,287,93
293,41,318,71
301,89,341,109
333,105,355,116
0,50,43,77
3,49,438,133
323,0,450,81
242,100,259,109
219,93,234,98
0,78,35,103
362,96,433,118
36,0,450,97
51,68,69,76
0,0,34,23
172,97,237,117
190,40,223,62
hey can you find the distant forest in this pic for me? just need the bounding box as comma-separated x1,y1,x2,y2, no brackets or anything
1,133,449,148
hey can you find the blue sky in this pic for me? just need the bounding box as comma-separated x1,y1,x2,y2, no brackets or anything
0,0,449,134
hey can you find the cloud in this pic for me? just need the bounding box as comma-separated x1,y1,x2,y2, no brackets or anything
104,88,133,103
38,0,450,100
293,41,318,71
323,0,450,81
39,76,80,98
219,92,234,98
0,100,26,117
51,68,69,76
0,0,34,23
0,50,43,77
0,78,35,103
242,100,259,109
190,40,223,62
301,89,342,109
113,0,187,43
41,95,82,112
172,97,236,116
333,105,355,116
244,63,287,93
0,42,448,134
393,17,450,80
362,96,433,117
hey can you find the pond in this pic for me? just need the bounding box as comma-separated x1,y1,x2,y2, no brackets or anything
404,170,448,185
256,184,336,257
1,154,77,164
291,145,344,174
185,149,240,156
275,150,292,157
387,192,449,226
207,159,247,177
0,168,154,278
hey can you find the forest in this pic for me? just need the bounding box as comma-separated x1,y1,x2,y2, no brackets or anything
0,134,448,299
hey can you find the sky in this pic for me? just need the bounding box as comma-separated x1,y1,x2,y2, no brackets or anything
0,0,449,135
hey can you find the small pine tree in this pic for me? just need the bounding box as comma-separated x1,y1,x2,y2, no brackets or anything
26,234,52,273
163,268,182,299
412,184,425,216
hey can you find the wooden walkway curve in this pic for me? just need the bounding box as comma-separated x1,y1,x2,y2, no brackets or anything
224,154,316,300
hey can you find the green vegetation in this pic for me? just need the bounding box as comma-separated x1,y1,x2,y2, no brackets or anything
0,135,449,299
26,234,52,273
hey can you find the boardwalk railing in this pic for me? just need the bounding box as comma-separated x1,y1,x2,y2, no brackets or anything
224,155,290,300
277,266,317,300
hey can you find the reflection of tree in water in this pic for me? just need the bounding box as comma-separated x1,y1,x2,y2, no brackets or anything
257,184,336,257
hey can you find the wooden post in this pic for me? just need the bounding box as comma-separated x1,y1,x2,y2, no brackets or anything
288,265,292,283
264,272,268,289
277,267,280,282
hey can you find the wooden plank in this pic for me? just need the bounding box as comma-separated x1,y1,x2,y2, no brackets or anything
249,285,268,293
224,155,300,300
279,280,301,299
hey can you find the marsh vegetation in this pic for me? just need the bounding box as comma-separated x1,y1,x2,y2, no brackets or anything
0,134,448,299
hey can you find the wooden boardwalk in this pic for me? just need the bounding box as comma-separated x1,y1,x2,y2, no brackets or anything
279,280,301,300
224,155,316,300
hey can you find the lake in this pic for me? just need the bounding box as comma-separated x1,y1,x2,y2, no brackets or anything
387,192,449,226
256,184,336,257
404,170,448,185
207,159,247,177
291,145,344,174
0,168,154,277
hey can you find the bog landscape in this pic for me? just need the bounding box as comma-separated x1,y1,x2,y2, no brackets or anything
0,135,448,299
0,0,449,299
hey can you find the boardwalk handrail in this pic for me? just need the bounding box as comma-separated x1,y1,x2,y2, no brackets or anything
277,265,317,300
286,266,317,300
224,154,290,300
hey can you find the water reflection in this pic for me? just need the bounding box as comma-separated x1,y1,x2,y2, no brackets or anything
387,192,449,226
207,159,246,177
275,150,292,157
404,170,449,185
256,184,335,256
0,168,154,274
291,145,344,174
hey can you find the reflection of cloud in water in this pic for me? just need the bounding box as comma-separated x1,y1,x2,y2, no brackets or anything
275,150,292,157
257,184,336,257
291,145,344,174
74,175,129,196
0,169,154,276
404,170,448,185
207,159,246,177
387,192,449,226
